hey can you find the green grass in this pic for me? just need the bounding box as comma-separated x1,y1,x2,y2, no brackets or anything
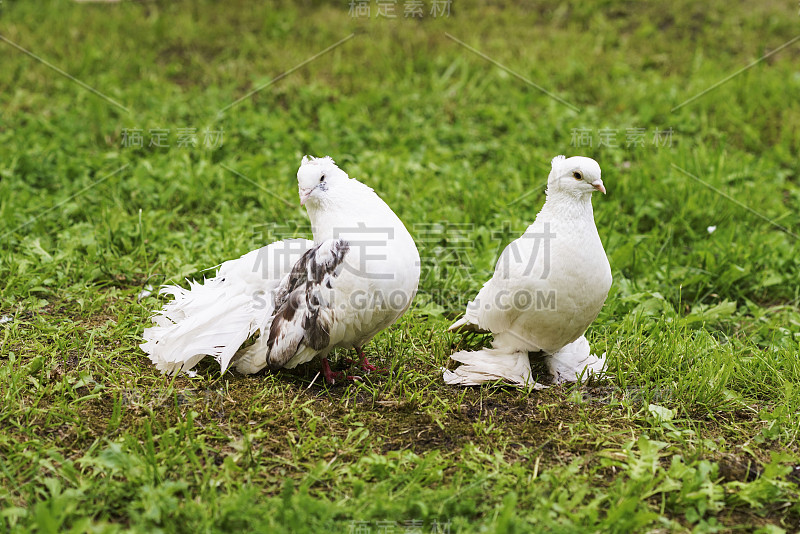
2,0,800,531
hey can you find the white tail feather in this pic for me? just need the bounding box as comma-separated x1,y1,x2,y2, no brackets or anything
231,336,271,374
448,311,487,333
141,239,312,375
140,282,273,374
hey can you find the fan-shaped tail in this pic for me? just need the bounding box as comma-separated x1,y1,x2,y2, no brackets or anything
140,239,313,375
140,280,273,375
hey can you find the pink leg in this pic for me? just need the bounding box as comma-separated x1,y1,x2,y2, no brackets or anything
357,348,387,373
321,357,361,385
321,357,343,384
359,351,379,372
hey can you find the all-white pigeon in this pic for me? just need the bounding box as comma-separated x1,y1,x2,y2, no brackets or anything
141,156,421,383
443,155,612,388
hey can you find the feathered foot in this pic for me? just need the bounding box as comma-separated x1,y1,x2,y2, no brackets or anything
442,348,547,389
546,336,607,384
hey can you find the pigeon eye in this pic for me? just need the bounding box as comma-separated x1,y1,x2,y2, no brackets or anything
573,171,583,180
319,174,325,183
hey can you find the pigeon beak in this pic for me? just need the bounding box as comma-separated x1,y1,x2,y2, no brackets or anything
299,188,313,206
591,180,606,194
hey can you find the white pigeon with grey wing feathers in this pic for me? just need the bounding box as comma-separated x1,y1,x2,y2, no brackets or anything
142,156,421,383
444,155,612,387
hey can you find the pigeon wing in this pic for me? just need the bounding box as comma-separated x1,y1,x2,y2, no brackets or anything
265,238,350,369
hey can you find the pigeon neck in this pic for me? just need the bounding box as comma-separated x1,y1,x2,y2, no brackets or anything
305,181,383,243
541,189,595,220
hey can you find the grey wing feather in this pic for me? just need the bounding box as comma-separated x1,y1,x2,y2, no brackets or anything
265,239,350,369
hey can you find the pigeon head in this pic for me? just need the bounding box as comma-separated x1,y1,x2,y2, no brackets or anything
547,155,606,197
296,156,349,206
